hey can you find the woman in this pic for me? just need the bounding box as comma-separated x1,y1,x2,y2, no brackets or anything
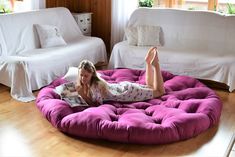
76,47,165,106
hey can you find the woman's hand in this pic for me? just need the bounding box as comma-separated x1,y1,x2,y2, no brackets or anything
76,84,96,106
76,84,91,99
76,85,83,94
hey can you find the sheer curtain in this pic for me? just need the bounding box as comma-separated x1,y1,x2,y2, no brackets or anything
110,0,138,50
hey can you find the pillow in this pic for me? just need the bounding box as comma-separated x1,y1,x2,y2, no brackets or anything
125,27,138,46
63,66,102,82
34,24,67,48
0,29,7,56
137,25,161,46
63,67,78,82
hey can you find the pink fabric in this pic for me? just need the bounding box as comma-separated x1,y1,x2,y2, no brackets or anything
36,69,222,144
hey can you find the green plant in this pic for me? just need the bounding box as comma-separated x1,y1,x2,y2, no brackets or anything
0,3,12,14
227,3,235,14
139,0,153,7
213,0,217,11
188,6,196,10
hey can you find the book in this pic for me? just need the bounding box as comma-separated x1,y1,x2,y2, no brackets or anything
54,82,89,107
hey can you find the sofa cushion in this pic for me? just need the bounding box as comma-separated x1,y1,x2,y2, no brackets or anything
125,25,161,46
125,27,138,45
137,25,161,46
35,24,67,48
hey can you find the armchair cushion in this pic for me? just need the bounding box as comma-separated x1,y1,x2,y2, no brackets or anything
34,24,67,48
125,27,138,45
137,25,161,46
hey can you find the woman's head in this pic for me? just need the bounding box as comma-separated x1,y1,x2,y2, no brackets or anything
78,60,99,85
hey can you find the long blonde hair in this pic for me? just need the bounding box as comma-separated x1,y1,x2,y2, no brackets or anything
77,60,107,95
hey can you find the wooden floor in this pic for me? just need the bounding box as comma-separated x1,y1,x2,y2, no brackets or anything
0,83,235,157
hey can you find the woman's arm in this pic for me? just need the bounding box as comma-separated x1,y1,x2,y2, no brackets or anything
76,85,99,106
80,93,95,106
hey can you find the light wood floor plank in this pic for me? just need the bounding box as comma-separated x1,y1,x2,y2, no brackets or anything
0,84,235,157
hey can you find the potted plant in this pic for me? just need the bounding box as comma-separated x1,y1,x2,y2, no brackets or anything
0,5,11,14
227,3,235,14
0,0,13,14
139,0,154,7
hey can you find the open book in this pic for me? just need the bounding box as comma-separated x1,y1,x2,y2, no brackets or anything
54,82,89,107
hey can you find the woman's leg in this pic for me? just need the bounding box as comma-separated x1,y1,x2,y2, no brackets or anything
151,48,165,97
145,47,156,88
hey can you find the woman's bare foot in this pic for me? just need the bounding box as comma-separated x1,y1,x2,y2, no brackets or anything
151,48,159,66
145,47,156,64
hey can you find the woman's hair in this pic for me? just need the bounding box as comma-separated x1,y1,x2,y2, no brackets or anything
77,60,107,96
78,60,100,85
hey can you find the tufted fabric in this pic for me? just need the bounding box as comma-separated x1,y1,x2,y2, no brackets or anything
36,69,222,144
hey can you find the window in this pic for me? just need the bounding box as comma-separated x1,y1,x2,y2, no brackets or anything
0,0,12,13
0,0,25,13
0,0,43,13
218,0,235,13
184,0,208,10
138,0,235,14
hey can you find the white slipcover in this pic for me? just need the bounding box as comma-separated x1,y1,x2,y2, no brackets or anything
0,7,107,102
109,8,235,92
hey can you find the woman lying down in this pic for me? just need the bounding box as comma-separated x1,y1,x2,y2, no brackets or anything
55,47,165,107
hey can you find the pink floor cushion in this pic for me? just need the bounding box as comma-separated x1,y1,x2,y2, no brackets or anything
36,69,222,144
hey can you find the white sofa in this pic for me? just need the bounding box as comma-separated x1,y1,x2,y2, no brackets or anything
109,8,235,92
0,7,107,102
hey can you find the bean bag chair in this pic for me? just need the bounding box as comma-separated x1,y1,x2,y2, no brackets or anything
36,68,222,144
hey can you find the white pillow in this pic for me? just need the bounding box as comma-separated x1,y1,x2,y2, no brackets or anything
34,24,67,48
137,25,161,46
125,27,138,46
63,67,78,82
0,29,7,56
63,66,102,82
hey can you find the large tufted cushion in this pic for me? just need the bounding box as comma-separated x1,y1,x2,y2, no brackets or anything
36,69,222,144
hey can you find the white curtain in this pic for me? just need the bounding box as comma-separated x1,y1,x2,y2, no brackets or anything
111,0,138,50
